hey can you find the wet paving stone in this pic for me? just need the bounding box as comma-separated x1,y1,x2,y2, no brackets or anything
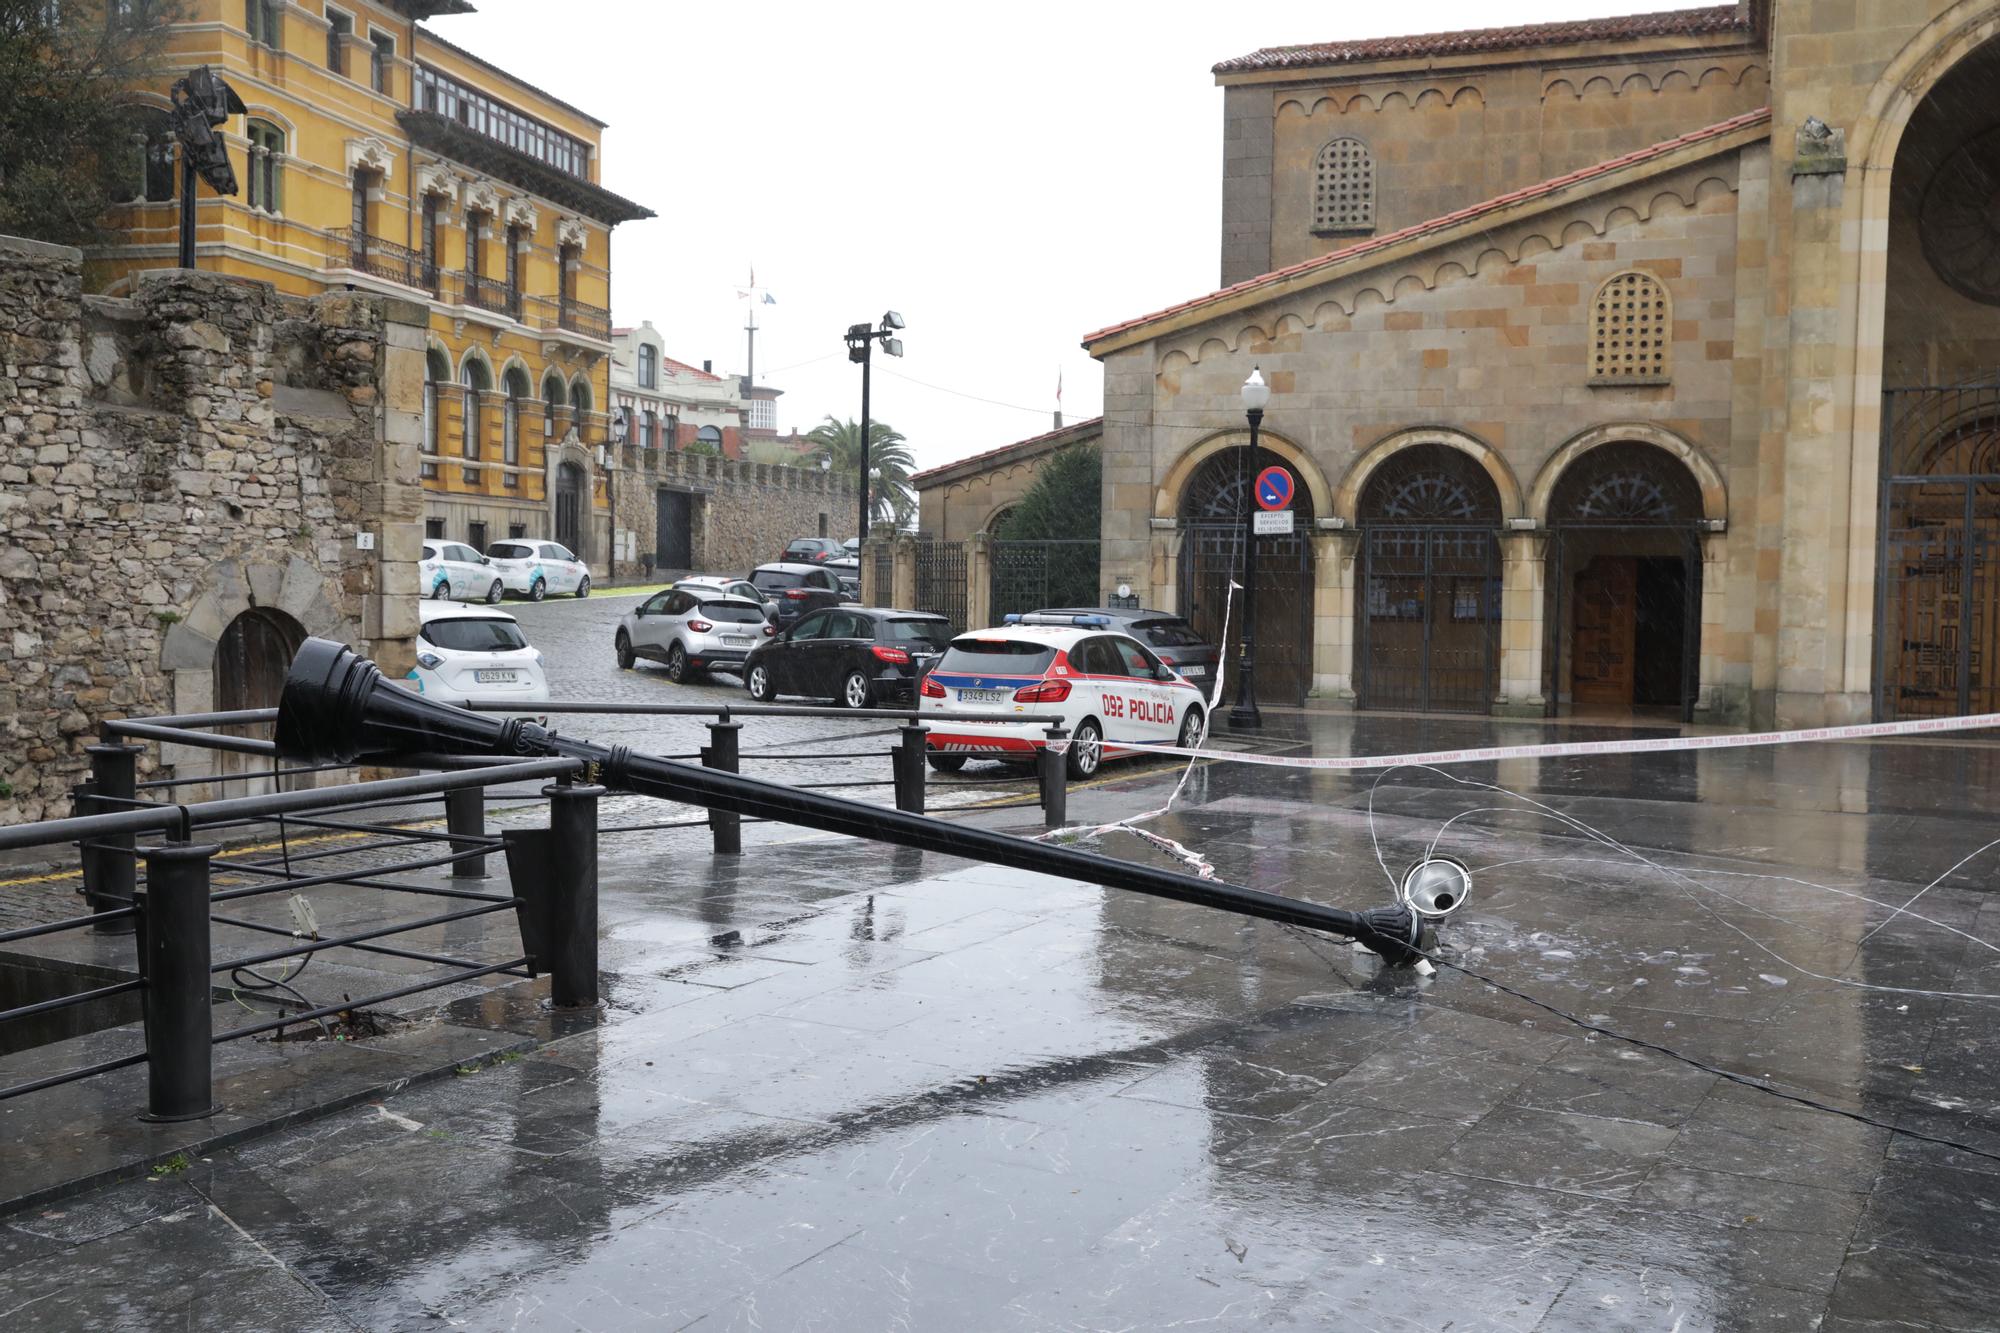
12,706,2000,1327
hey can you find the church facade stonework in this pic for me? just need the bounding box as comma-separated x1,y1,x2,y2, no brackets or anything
1089,0,2000,729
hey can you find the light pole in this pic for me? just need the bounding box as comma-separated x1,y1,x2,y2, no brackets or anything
168,66,247,270
845,312,905,540
1229,367,1271,729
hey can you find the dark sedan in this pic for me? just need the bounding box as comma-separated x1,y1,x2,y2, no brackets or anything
1033,607,1223,686
743,607,952,708
750,562,848,628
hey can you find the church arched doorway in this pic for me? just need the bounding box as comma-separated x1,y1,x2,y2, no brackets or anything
1545,442,1705,719
1177,446,1315,706
1355,445,1502,713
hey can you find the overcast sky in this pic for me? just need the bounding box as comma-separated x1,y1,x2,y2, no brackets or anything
455,0,1627,471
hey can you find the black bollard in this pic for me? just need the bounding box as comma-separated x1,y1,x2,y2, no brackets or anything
894,722,928,815
137,842,219,1121
544,779,602,1009
84,742,145,933
703,716,742,854
1038,724,1069,830
444,784,488,879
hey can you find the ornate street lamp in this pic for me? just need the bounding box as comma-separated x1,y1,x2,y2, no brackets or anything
1229,367,1271,729
844,311,905,540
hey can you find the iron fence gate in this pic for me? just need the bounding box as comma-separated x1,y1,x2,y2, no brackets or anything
914,536,968,630
1358,527,1499,713
1178,523,1312,706
990,540,1101,620
870,540,894,605
1877,382,2000,721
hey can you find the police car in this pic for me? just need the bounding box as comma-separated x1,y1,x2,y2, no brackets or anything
918,614,1208,778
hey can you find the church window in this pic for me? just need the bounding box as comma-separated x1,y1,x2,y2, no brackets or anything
1589,270,1671,385
1313,137,1374,235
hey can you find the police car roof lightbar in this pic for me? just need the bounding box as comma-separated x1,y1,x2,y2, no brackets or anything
274,637,1456,971
1003,613,1113,627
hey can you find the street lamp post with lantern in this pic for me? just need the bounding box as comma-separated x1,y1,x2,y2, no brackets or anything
1229,367,1271,729
844,312,906,542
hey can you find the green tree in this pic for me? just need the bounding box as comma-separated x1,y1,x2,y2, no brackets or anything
0,1,182,248
803,414,916,529
994,442,1100,541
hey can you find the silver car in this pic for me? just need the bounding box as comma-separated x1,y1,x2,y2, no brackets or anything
616,588,772,681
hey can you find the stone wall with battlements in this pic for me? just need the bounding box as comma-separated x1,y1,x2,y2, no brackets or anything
608,446,856,579
0,235,424,825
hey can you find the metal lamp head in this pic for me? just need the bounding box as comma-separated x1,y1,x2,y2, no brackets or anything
1398,855,1471,921
276,637,517,764
881,310,905,331
1241,366,1271,413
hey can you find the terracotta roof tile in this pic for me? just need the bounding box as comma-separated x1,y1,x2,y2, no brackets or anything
1082,106,1769,347
660,355,723,383
1214,5,1750,74
912,417,1103,485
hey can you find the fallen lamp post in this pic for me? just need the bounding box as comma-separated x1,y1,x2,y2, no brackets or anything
274,638,1470,969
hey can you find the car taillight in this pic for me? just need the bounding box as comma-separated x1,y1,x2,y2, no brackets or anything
763,624,777,636
687,620,713,633
871,645,910,664
1014,678,1072,703
920,675,946,698
785,589,810,600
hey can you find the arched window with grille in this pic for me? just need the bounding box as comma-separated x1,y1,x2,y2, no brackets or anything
124,107,175,204
502,366,528,487
542,371,567,439
421,348,448,480
1313,137,1375,235
461,356,491,486
1589,270,1672,385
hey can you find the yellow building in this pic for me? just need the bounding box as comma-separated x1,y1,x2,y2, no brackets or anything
96,0,652,564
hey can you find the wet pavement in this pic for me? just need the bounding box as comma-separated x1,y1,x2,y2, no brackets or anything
8,707,2000,1330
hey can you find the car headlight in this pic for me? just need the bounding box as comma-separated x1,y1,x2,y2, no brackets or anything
416,652,443,671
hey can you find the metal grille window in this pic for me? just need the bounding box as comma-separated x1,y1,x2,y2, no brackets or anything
1313,137,1375,234
1590,271,1671,385
412,64,592,179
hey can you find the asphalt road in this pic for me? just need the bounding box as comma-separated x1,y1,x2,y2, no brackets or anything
504,588,1036,816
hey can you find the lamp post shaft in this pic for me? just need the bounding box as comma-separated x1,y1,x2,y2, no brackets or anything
858,346,872,542
1229,407,1264,728
178,153,197,270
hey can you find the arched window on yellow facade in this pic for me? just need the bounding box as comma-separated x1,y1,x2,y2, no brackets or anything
502,366,529,488
245,119,284,213
1589,270,1672,385
1313,137,1374,235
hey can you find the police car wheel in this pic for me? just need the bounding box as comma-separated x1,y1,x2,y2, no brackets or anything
1066,718,1102,780
926,754,966,773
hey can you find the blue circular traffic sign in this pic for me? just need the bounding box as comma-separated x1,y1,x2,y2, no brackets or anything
1255,466,1295,511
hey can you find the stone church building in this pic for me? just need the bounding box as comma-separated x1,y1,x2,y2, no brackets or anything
1086,0,2000,727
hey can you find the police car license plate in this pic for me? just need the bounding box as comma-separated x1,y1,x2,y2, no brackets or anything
957,688,1008,704
474,669,516,684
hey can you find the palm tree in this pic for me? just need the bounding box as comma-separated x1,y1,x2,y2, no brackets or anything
804,415,917,529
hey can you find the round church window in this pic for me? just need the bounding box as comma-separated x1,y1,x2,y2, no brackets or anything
1919,128,2000,306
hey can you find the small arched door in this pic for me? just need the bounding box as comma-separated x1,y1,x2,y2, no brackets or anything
1546,442,1705,720
555,460,585,557
1356,446,1502,713
1177,447,1316,705
214,608,307,786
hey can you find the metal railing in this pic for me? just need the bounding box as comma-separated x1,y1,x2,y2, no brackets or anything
523,294,612,343
326,229,436,295
459,272,519,318
2,721,596,1121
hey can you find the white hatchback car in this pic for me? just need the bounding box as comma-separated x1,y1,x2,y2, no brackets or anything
404,602,551,705
485,539,592,601
918,614,1207,778
420,541,504,604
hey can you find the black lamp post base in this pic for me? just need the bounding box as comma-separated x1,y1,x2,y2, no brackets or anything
1227,705,1263,729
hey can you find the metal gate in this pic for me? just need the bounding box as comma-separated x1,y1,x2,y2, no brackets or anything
914,536,967,630
1547,525,1703,721
1358,527,1498,713
555,461,584,556
1178,523,1312,705
654,489,692,570
990,539,1101,620
1877,382,2000,719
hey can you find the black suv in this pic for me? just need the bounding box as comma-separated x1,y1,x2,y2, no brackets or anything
751,562,848,627
743,607,952,708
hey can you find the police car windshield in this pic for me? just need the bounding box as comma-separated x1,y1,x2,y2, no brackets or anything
939,639,1057,675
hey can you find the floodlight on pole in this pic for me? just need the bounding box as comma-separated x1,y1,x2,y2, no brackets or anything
169,65,246,270
843,311,909,541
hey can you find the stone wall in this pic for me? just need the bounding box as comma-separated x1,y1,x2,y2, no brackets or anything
0,235,424,825
609,447,855,579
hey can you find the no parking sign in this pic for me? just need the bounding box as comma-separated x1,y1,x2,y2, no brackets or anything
1254,466,1295,511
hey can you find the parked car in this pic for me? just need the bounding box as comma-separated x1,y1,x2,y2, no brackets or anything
484,539,591,601
674,575,775,616
743,607,952,708
780,537,844,564
841,536,861,557
919,613,1206,777
1032,606,1223,684
405,602,549,704
616,588,774,680
420,541,503,604
750,562,849,628
825,555,862,599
